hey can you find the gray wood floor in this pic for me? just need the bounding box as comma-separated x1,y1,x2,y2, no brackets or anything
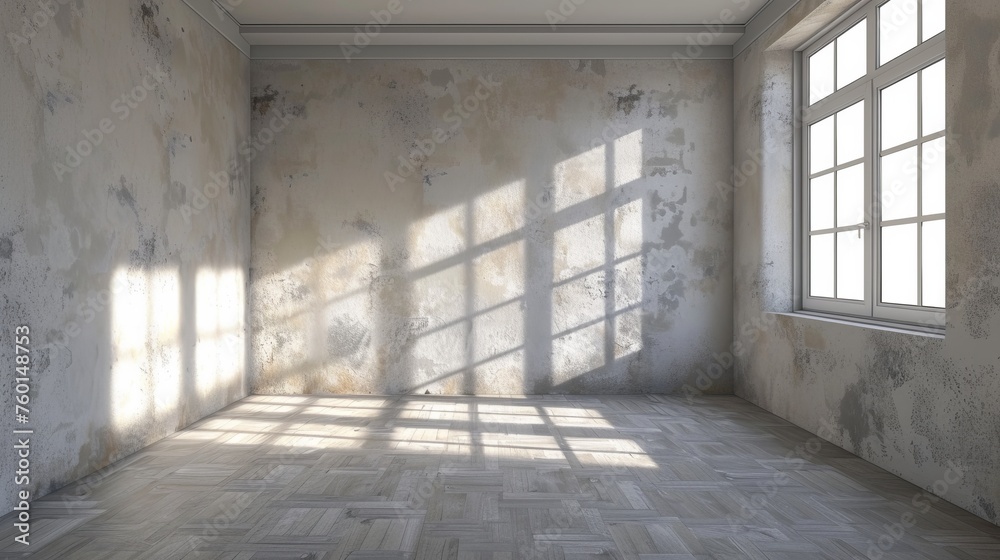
2,394,999,559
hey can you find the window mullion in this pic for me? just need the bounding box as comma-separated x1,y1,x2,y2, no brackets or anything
865,77,875,315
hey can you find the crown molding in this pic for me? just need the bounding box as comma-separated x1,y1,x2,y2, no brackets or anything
184,0,802,60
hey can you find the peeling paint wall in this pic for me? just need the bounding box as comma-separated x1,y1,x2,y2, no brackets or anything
734,0,1000,526
0,0,250,516
249,60,734,395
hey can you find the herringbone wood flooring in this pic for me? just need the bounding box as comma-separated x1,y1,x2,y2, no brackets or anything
2,395,998,559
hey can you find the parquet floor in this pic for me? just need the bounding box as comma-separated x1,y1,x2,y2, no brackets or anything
2,394,999,559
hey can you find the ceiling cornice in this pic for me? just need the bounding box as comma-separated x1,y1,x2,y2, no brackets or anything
250,44,735,60
239,24,746,35
183,0,802,61
183,0,251,57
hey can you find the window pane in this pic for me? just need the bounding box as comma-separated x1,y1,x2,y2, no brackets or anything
922,60,946,134
880,0,919,65
881,73,919,150
811,234,835,298
811,174,835,231
881,147,919,221
837,19,868,89
882,223,919,305
922,219,945,308
923,0,945,40
837,164,865,227
838,231,866,300
810,41,836,104
837,101,865,164
922,138,946,215
811,115,835,173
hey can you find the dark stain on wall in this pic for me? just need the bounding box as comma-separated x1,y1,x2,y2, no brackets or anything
612,85,645,115
110,176,139,218
839,381,873,449
428,69,454,88
953,21,1000,163
0,237,12,260
868,331,915,389
346,215,382,239
130,233,157,266
750,91,763,124
139,3,160,39
964,280,1000,339
252,85,279,117
650,188,694,255
658,278,686,312
33,346,50,374
978,497,998,522
749,268,771,304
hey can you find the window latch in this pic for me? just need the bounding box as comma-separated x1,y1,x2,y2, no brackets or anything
853,221,871,238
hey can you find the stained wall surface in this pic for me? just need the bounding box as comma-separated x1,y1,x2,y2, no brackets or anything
249,60,734,396
734,0,1000,525
0,0,250,516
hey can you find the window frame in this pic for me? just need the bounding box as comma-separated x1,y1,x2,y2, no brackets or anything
796,0,946,330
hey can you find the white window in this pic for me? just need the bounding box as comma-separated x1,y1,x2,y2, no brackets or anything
800,0,945,328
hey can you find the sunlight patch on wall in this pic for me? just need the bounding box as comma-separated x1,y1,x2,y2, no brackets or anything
552,271,606,336
554,214,606,278
111,268,151,430
195,267,245,398
552,321,606,386
408,203,466,270
412,264,466,324
311,239,374,296
614,198,644,260
472,303,524,362
614,130,644,188
474,180,526,245
613,307,643,359
473,240,525,312
411,321,468,380
553,144,606,212
150,268,181,415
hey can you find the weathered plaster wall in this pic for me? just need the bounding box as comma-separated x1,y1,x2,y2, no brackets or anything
0,0,250,516
250,60,734,395
734,0,1000,525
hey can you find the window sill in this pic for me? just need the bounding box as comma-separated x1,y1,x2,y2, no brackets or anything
771,311,945,339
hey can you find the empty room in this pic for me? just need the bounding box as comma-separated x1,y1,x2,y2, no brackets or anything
1,0,999,558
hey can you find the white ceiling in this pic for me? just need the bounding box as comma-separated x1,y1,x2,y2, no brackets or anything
221,0,771,26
